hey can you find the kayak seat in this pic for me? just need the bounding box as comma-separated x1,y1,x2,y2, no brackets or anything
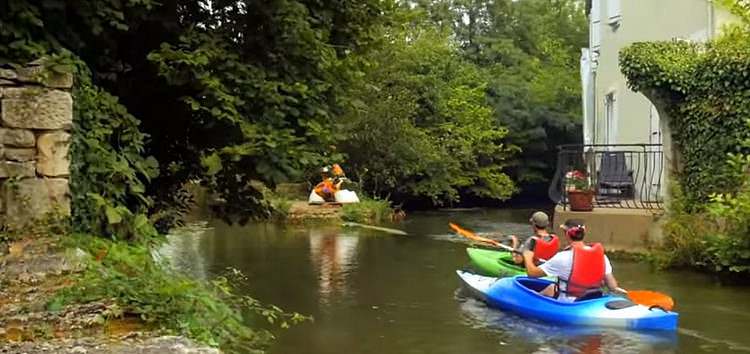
517,278,551,292
574,291,604,302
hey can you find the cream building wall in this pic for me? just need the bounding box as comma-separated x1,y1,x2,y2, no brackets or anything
581,0,735,201
586,0,734,146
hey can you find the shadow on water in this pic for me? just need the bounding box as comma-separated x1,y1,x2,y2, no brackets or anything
162,208,750,354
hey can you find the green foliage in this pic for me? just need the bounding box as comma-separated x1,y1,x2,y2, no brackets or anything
143,1,389,221
55,236,309,352
0,0,157,64
340,24,517,204
341,198,393,224
69,58,160,241
416,0,587,185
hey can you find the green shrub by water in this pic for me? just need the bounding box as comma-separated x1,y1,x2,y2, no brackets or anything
52,236,309,352
651,128,750,275
341,198,393,224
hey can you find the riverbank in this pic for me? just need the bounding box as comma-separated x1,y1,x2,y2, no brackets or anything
0,231,307,353
0,236,218,352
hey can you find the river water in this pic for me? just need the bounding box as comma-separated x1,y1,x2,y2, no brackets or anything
163,209,750,354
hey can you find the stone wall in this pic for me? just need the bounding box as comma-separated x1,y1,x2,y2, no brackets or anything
0,62,73,228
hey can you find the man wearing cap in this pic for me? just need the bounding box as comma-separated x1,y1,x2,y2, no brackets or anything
508,211,560,265
522,219,621,302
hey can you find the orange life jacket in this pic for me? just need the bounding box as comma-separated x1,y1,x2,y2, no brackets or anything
559,243,605,298
314,178,337,198
531,234,559,262
332,164,345,177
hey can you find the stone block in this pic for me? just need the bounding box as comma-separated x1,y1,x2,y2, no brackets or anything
0,128,36,147
4,148,36,162
0,69,17,80
0,161,36,178
15,65,74,89
1,88,72,129
4,178,71,227
36,132,70,177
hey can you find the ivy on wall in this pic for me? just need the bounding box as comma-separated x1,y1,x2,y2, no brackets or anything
620,32,750,209
619,1,750,274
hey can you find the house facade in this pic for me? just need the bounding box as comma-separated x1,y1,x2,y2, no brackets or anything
580,0,734,202
552,0,735,252
582,0,734,147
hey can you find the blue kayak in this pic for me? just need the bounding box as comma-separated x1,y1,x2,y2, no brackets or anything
456,270,678,331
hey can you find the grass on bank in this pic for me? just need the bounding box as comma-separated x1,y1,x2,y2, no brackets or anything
341,198,393,224
50,235,309,353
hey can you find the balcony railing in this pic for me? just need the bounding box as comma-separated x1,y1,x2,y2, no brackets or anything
548,144,664,210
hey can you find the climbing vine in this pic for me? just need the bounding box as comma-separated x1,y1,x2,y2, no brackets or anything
620,35,750,208
621,0,750,274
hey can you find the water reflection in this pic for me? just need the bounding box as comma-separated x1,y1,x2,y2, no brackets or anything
161,209,750,354
456,290,678,354
160,221,212,281
307,228,360,305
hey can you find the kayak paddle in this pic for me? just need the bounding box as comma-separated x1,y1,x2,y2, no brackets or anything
617,288,675,311
449,222,515,252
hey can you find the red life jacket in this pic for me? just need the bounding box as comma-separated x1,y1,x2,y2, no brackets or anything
560,243,606,298
532,234,559,262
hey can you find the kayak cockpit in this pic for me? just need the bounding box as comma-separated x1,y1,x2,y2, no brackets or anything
514,277,606,304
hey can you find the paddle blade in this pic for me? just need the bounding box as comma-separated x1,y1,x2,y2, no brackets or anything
448,223,503,248
627,290,675,311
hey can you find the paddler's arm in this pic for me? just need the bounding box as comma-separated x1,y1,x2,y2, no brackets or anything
522,249,547,278
604,274,626,294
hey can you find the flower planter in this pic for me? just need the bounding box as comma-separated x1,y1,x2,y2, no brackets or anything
568,190,594,211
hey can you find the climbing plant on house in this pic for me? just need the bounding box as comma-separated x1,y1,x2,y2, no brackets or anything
619,0,750,274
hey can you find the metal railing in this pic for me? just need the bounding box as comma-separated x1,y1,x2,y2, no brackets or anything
548,144,664,210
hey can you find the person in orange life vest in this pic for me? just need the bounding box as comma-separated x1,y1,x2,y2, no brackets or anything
313,166,339,202
508,211,560,265
522,219,622,302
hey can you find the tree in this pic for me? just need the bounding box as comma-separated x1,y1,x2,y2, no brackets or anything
339,19,517,205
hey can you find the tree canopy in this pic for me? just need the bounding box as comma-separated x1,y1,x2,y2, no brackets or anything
1,0,586,231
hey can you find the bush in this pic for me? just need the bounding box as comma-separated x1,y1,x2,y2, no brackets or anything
53,236,309,352
341,198,393,224
652,124,750,274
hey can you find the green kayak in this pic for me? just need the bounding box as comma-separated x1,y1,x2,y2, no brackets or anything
466,247,526,277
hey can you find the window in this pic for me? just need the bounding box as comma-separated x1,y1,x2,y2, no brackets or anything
590,0,601,50
607,0,622,26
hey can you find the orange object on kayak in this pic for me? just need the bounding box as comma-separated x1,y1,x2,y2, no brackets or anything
627,290,675,311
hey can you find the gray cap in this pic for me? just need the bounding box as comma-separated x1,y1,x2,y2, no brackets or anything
529,211,550,228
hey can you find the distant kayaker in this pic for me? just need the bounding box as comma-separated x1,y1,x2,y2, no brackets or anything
508,211,560,265
522,219,622,302
313,166,339,202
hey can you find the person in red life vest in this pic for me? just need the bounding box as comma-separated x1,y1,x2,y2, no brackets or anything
522,219,622,302
508,211,560,265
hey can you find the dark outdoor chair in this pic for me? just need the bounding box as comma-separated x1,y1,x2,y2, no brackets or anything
597,152,634,199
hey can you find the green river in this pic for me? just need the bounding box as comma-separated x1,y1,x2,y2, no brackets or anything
163,209,750,354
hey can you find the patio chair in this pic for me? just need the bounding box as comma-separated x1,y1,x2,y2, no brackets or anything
597,152,634,199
